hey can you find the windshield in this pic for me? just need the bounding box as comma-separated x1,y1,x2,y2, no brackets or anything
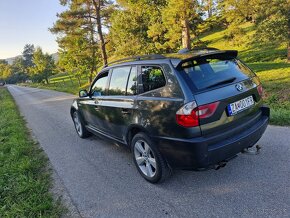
181,58,255,90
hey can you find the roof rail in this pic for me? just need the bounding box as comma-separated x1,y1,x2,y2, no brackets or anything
178,47,219,54
192,46,219,51
104,54,166,68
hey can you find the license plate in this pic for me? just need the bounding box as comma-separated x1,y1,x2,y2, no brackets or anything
227,96,254,116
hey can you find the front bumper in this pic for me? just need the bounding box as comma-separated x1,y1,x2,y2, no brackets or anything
154,106,270,169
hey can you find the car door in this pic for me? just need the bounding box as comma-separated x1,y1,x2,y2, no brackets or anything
100,66,138,141
79,71,109,134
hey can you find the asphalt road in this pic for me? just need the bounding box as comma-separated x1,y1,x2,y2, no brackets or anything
7,85,290,218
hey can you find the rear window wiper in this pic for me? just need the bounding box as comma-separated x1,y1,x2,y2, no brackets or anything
204,77,236,89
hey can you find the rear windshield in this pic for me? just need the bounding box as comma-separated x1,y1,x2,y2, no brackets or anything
181,58,255,90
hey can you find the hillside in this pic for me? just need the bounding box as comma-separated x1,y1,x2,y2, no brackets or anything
200,23,287,63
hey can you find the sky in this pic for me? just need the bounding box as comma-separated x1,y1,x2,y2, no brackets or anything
0,0,66,59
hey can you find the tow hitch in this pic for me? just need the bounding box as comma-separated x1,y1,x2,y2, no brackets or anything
242,144,262,155
212,145,261,171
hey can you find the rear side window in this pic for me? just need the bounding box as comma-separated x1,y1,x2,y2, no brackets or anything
182,59,255,90
141,66,166,93
108,66,131,95
91,72,108,96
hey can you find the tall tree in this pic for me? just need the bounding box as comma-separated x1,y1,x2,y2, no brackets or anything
8,57,29,83
149,0,202,50
91,0,109,65
51,1,98,82
51,0,113,81
54,0,112,66
219,0,258,23
22,44,35,70
0,60,12,81
108,0,166,57
11,57,26,75
30,47,55,84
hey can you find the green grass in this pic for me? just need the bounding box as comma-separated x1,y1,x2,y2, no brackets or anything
49,72,70,79
200,22,287,62
20,72,89,95
0,87,64,217
249,63,290,126
21,80,89,95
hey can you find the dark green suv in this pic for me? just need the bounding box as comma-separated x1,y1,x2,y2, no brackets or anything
71,48,269,183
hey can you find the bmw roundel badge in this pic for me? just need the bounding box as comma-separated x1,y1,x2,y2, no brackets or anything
235,83,244,92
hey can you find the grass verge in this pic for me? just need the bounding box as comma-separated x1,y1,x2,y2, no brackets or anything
0,87,63,217
249,62,290,126
21,82,82,95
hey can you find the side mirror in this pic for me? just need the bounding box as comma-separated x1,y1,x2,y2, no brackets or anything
79,89,88,98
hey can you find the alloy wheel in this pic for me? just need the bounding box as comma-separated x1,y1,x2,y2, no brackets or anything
134,139,157,178
73,112,83,136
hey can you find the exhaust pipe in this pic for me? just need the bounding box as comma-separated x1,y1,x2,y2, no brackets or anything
214,161,227,170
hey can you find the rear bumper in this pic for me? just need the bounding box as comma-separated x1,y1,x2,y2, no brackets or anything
154,106,270,169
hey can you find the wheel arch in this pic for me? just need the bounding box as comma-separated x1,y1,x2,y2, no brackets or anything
70,100,79,118
70,101,86,124
70,106,76,118
126,124,152,150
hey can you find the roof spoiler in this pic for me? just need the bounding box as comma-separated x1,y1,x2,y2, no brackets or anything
175,50,238,69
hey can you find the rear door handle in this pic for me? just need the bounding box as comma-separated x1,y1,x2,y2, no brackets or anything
121,108,131,114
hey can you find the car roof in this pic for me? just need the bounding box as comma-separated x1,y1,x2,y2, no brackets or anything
103,48,238,70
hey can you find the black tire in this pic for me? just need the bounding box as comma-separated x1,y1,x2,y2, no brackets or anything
72,111,91,138
131,132,171,183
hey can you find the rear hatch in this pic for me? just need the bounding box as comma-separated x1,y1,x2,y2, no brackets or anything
177,51,263,136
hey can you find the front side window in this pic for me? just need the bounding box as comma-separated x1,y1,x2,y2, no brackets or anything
141,66,166,93
91,71,108,96
126,66,137,95
108,66,131,95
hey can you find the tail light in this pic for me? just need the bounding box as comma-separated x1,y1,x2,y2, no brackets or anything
176,101,220,127
257,84,263,97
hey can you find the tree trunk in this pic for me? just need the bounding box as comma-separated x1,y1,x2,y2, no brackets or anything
89,67,94,83
207,0,212,18
287,42,290,63
69,76,74,85
88,10,96,82
92,0,108,66
45,77,49,84
77,76,81,87
181,19,191,50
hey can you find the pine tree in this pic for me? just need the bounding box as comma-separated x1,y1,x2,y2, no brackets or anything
22,44,35,69
108,0,166,58
51,1,99,83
